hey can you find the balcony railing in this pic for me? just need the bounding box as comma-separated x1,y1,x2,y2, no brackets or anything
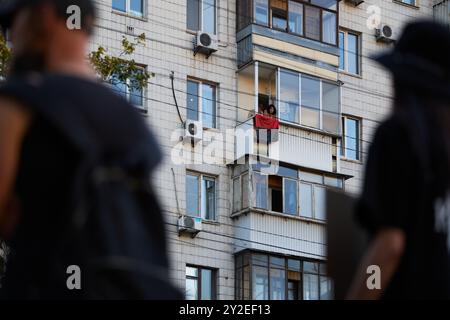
237,0,339,46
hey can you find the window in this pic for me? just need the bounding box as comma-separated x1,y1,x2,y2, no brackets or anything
187,0,217,34
237,0,337,46
278,68,340,134
271,1,288,31
255,0,269,25
111,68,146,112
288,1,303,35
187,79,217,128
279,69,300,123
299,171,330,220
253,171,268,210
339,30,360,75
396,0,416,6
254,166,299,215
236,252,333,300
341,116,361,161
252,166,342,220
185,266,216,300
304,5,320,40
113,0,145,17
186,172,217,220
301,75,321,129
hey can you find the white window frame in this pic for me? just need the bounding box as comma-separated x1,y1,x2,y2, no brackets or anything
339,29,361,75
111,66,147,113
276,67,340,133
112,0,146,17
187,0,218,35
341,115,361,161
186,171,217,221
187,78,218,129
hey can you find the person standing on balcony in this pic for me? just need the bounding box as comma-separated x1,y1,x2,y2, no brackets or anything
0,0,180,299
348,21,450,299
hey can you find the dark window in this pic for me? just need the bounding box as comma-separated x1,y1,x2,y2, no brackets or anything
186,266,216,300
235,252,333,300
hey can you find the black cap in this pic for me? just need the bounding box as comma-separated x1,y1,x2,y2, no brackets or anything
0,0,96,30
374,20,450,98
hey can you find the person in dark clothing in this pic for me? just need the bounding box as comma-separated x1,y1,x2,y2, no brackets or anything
0,0,180,299
348,21,450,299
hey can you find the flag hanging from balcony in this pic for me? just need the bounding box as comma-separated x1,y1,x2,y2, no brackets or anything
254,114,280,130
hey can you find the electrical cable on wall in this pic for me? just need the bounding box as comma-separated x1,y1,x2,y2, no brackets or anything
170,71,185,127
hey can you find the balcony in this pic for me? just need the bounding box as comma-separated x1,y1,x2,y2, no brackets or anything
236,0,340,70
235,62,341,172
230,160,350,258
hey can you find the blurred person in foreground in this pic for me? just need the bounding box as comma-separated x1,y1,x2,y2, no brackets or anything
348,21,450,299
0,0,180,299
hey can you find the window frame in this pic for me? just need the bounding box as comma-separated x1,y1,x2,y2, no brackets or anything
185,265,217,300
338,29,361,75
187,0,218,34
393,0,418,8
110,65,147,113
251,166,343,221
187,78,218,129
112,0,146,18
186,171,218,221
235,251,333,300
341,115,362,162
277,67,341,134
240,0,339,46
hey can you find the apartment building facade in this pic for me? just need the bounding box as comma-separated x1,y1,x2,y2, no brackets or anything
92,0,438,300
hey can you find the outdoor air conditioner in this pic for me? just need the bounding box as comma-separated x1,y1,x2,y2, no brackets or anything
344,0,364,6
375,24,395,43
178,216,202,237
184,119,203,143
194,31,218,58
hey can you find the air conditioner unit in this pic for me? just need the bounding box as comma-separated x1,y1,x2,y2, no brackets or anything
194,31,218,58
344,0,364,6
184,119,203,143
375,24,395,43
178,216,202,237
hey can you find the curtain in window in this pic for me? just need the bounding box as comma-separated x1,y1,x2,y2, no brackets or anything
288,1,303,34
253,172,268,209
270,268,286,300
284,179,298,215
322,11,336,45
253,266,269,300
303,273,319,300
